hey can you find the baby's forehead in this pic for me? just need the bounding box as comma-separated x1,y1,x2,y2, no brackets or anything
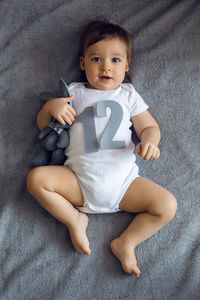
85,37,128,55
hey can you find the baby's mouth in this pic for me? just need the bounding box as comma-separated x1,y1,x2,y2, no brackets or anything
99,75,112,80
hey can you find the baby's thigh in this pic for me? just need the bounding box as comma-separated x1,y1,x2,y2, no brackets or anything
27,165,84,206
119,177,176,214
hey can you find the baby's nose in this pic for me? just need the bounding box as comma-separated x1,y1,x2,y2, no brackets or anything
101,61,111,71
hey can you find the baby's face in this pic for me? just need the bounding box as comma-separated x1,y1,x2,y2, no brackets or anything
80,38,129,90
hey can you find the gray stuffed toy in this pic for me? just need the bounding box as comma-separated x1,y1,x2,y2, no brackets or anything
31,79,71,168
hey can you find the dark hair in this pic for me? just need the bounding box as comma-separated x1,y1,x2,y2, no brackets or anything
79,20,133,82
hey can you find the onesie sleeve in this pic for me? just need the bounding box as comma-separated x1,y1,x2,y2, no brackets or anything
129,87,149,117
68,82,79,95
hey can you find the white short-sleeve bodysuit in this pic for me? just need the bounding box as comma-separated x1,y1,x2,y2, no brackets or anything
64,82,148,214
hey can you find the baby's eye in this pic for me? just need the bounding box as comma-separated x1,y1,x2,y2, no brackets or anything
92,57,101,62
112,57,120,63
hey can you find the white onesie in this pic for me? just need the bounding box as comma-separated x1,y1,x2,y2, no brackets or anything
64,82,149,214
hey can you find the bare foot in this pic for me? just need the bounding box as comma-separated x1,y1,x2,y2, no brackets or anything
110,238,141,277
69,212,91,255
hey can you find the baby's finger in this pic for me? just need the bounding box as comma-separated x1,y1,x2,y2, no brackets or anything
143,146,154,161
65,110,75,123
151,149,157,160
68,104,76,117
136,143,142,156
140,143,149,159
154,148,160,160
57,115,67,125
62,111,75,124
66,95,74,103
61,114,73,125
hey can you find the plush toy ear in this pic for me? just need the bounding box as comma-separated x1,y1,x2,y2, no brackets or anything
59,79,70,98
39,92,57,102
39,79,69,101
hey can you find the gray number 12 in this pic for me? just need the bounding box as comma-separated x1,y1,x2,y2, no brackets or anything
76,100,126,153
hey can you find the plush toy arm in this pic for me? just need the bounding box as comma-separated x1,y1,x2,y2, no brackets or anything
57,130,70,148
38,126,52,139
32,148,51,168
49,149,66,165
43,130,58,151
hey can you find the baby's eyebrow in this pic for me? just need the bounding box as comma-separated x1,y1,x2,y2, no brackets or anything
88,53,100,57
112,53,124,57
88,52,125,58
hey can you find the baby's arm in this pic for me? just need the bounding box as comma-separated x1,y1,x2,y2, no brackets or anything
131,110,161,161
37,96,76,131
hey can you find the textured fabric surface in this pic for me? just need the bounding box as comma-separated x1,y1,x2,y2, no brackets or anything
0,1,200,299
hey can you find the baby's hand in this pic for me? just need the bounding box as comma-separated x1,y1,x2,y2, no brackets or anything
136,142,160,161
45,96,76,125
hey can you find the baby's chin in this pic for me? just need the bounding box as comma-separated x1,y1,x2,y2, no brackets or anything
86,81,120,91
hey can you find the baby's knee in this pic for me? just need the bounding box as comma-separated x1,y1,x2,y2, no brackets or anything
161,192,177,223
26,167,47,195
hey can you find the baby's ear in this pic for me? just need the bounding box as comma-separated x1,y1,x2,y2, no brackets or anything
80,57,85,70
125,60,129,72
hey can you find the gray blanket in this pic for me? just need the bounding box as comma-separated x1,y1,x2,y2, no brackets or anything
1,0,200,299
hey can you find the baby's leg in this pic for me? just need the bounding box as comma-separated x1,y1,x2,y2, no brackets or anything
26,166,91,255
111,177,177,277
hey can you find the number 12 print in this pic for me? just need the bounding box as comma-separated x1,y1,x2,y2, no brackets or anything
76,100,126,153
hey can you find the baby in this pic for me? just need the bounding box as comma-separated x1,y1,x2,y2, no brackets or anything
27,21,177,277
